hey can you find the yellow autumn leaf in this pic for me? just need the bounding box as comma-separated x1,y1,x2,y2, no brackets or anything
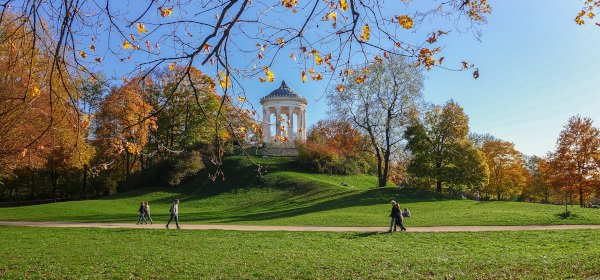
360,24,370,41
202,43,211,53
160,7,173,17
168,62,176,70
277,38,285,45
123,40,134,50
327,11,337,21
301,71,307,83
339,0,349,11
239,127,246,132
32,87,41,97
281,0,298,8
237,96,246,102
218,70,231,89
79,51,87,58
337,84,344,93
82,115,91,129
136,23,148,33
314,52,322,65
265,67,275,82
356,75,366,84
290,53,296,60
396,15,414,29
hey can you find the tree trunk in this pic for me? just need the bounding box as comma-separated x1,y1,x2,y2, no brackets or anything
126,152,131,179
14,184,20,202
29,168,35,199
569,192,573,207
375,150,384,188
435,162,442,192
378,176,387,188
564,190,568,214
579,184,584,207
380,150,390,188
50,160,58,202
82,164,88,199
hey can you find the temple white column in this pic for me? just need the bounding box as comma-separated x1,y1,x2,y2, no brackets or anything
262,107,269,143
301,108,306,141
286,107,292,141
275,106,281,139
290,107,295,141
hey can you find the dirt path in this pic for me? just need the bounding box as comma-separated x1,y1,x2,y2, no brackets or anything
1,221,600,232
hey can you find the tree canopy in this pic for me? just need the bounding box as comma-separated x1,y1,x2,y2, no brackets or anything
328,55,422,187
405,100,488,193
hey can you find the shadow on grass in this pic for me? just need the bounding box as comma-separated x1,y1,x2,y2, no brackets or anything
347,231,382,238
1,156,458,224
556,211,578,219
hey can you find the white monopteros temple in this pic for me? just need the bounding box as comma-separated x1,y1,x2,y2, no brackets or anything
260,81,307,148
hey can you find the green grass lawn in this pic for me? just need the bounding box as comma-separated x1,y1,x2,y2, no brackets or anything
1,156,599,226
1,226,599,279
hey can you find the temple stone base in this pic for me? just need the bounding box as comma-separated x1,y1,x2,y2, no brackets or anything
261,147,299,157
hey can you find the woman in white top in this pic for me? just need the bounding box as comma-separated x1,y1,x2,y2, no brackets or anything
166,199,180,229
144,201,153,224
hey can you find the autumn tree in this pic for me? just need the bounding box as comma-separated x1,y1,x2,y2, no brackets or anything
298,119,374,175
522,155,552,203
328,56,422,187
95,78,157,180
479,138,529,201
405,100,488,193
549,116,600,207
0,16,94,201
145,66,253,160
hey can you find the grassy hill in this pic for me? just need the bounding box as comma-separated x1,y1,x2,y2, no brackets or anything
0,156,599,226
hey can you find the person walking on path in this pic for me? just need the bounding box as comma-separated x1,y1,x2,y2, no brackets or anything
475,191,480,202
136,201,147,225
166,199,180,229
144,201,153,224
395,204,407,232
388,200,406,232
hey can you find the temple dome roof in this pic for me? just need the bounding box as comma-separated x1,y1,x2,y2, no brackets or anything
260,80,307,104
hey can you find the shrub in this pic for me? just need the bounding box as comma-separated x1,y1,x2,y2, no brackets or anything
298,141,375,175
119,150,205,190
297,120,377,175
166,150,204,186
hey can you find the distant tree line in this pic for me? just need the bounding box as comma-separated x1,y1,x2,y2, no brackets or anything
302,56,599,206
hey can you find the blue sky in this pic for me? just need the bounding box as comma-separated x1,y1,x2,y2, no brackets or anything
88,0,599,157
241,0,600,157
